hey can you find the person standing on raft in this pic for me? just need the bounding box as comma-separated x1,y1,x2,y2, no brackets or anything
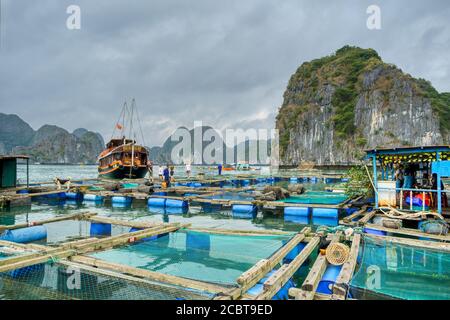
170,165,175,181
185,162,191,178
163,165,171,188
218,163,222,176
158,166,164,181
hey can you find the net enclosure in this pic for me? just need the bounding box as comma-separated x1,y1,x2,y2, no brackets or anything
350,236,450,300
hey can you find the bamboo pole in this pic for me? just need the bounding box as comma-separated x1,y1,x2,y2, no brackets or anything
297,232,342,300
364,223,450,242
332,233,361,299
255,236,320,300
0,212,96,232
68,255,229,295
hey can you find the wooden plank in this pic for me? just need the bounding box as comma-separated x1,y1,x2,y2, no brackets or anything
332,233,361,299
0,212,96,232
67,255,229,294
366,233,450,252
357,210,377,225
343,206,368,223
237,228,310,287
364,223,450,242
87,216,163,229
300,232,342,296
0,224,185,273
255,236,320,300
188,227,293,237
288,288,332,300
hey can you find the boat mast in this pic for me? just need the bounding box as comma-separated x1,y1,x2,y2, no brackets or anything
129,100,135,178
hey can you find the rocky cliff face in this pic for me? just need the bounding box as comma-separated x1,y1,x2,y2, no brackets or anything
0,113,104,164
276,46,450,165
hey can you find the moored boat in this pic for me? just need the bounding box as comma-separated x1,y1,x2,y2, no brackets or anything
98,99,150,179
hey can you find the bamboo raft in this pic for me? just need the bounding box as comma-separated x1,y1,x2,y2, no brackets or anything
0,212,448,300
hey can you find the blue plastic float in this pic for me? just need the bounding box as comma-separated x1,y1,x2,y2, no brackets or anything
0,225,47,243
83,194,104,202
90,222,112,236
284,207,309,217
317,265,342,295
232,204,257,219
312,208,338,219
147,198,166,207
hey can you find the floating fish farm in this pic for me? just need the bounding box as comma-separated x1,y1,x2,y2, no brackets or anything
0,172,449,300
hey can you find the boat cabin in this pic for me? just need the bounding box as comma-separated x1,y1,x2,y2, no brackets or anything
106,138,136,149
365,146,450,215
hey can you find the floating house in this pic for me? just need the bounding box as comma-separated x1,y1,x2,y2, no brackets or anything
0,155,30,188
365,146,450,214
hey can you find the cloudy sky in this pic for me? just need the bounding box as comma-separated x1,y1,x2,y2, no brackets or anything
1,0,449,146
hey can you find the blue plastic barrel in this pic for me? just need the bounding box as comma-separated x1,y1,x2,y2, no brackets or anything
83,194,104,202
232,204,257,218
65,192,83,200
153,192,168,196
16,190,29,194
165,199,188,208
232,204,257,213
0,226,47,243
111,196,132,204
312,208,338,219
147,197,166,207
290,177,298,183
284,207,309,217
8,263,45,278
283,242,306,263
317,265,342,294
90,222,112,236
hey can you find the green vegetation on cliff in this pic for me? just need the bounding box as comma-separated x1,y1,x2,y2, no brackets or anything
276,45,450,157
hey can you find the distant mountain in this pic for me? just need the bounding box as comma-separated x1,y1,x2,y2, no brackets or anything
0,113,35,153
0,113,105,164
149,126,271,164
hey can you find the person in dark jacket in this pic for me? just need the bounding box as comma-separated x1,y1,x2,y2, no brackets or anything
218,163,223,175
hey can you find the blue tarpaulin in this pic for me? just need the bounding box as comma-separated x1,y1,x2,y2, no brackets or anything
432,161,450,177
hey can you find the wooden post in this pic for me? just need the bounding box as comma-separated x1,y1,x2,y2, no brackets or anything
332,233,361,299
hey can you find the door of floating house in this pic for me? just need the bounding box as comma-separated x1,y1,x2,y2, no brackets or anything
0,155,30,188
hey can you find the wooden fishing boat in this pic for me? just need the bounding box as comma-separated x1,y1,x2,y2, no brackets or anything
98,99,150,179
98,138,149,179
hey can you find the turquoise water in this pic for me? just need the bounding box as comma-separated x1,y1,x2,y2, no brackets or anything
351,236,450,300
90,230,290,285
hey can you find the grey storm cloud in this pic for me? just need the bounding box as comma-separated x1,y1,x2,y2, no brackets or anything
0,0,449,146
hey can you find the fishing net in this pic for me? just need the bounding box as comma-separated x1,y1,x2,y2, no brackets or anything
350,235,450,300
0,262,213,300
90,230,291,286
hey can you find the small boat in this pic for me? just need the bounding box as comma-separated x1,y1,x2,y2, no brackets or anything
222,164,234,171
98,99,150,179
